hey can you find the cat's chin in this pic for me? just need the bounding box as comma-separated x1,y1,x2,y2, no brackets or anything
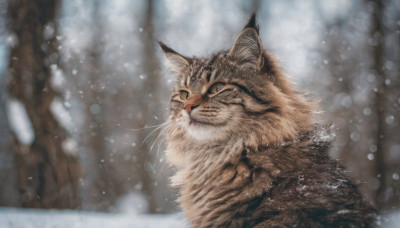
185,119,228,141
186,126,227,141
179,111,230,141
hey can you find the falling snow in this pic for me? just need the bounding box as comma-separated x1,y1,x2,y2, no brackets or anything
0,0,399,225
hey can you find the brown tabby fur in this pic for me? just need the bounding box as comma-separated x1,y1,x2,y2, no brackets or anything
159,14,376,228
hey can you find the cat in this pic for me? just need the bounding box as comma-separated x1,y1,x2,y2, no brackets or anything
159,14,376,228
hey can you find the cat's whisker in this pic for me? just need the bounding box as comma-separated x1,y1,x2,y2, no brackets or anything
157,160,167,179
155,136,164,159
149,123,172,154
152,132,169,171
140,121,170,146
127,122,169,131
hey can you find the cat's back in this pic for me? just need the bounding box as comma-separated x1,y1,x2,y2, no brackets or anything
249,149,376,228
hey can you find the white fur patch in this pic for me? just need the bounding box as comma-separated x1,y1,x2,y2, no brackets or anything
186,125,227,141
181,111,229,142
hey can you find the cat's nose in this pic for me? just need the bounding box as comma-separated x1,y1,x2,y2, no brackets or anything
184,94,203,114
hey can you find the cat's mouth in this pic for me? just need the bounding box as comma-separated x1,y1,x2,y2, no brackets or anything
188,116,212,126
188,115,228,127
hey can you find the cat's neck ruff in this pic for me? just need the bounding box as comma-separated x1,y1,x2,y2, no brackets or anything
167,130,246,185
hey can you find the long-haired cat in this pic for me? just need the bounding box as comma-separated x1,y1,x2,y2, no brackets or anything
159,14,376,228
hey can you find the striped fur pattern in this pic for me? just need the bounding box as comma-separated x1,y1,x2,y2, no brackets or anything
159,14,375,227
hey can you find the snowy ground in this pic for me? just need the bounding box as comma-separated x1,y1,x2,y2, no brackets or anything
0,207,188,228
1,207,400,228
380,212,400,228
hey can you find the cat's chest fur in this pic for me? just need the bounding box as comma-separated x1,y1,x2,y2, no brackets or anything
168,132,375,228
169,140,276,227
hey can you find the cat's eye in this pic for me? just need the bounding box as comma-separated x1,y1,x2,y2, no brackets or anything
208,83,225,95
179,90,189,100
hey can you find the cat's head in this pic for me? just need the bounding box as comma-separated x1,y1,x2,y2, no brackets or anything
160,14,314,150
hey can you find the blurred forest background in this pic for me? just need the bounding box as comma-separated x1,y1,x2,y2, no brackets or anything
0,0,399,216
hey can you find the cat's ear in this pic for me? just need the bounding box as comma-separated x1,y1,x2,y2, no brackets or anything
229,13,263,70
158,41,190,74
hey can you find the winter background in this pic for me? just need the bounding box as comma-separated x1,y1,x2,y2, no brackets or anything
0,0,400,227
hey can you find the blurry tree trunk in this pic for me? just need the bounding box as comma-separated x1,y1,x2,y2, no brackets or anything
0,88,19,206
316,4,379,208
319,0,400,211
6,0,80,208
137,0,160,213
321,19,376,203
82,0,121,211
368,0,388,210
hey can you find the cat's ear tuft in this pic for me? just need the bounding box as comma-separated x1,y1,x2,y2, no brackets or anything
158,41,190,74
229,15,263,70
243,13,259,34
